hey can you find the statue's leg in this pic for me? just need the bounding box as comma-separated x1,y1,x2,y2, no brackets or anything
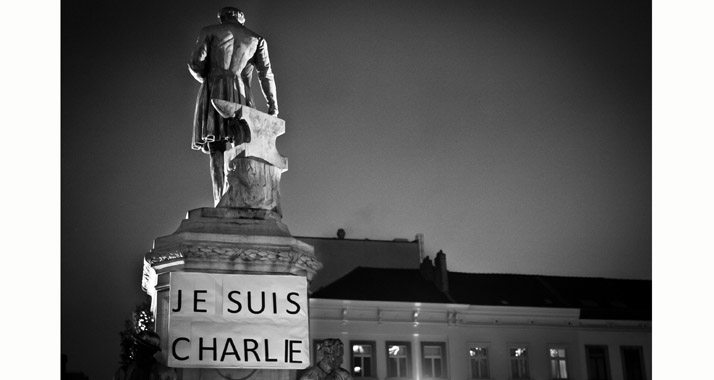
208,141,227,206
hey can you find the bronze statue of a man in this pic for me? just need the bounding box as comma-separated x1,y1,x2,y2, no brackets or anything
188,7,279,204
299,339,353,380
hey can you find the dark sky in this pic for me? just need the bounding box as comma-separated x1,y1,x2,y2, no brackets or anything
61,1,651,379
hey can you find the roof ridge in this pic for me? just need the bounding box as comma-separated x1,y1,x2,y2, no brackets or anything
446,271,651,281
346,267,651,282
295,236,417,243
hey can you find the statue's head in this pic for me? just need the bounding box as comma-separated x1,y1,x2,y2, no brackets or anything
218,7,245,25
316,339,344,371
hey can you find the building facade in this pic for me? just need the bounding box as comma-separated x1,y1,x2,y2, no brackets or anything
300,235,651,380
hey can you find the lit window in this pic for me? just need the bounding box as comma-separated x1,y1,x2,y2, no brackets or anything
421,342,447,379
509,347,530,379
549,348,568,379
351,341,375,377
387,342,411,378
468,346,489,379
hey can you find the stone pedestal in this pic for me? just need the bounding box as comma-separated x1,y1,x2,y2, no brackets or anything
144,208,319,276
143,208,321,380
142,105,320,380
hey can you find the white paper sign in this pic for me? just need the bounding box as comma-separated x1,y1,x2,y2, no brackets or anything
168,272,310,369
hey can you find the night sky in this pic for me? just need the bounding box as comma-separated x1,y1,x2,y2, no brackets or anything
60,1,651,379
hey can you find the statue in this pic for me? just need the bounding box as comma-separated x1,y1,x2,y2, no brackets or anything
113,331,177,380
188,7,279,205
298,339,353,380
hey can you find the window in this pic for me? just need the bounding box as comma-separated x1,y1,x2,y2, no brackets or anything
467,345,490,379
585,345,611,380
351,341,376,378
421,342,447,379
508,347,530,379
549,348,568,379
620,346,646,380
386,341,412,378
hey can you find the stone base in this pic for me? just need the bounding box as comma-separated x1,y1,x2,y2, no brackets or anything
144,207,320,279
142,207,321,379
172,207,288,235
217,157,283,213
213,104,288,212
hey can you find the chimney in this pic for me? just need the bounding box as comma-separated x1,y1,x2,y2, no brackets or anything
336,228,346,239
419,256,434,281
415,233,425,261
434,250,449,293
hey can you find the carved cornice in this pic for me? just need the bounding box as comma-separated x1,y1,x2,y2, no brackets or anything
147,250,184,265
145,244,322,272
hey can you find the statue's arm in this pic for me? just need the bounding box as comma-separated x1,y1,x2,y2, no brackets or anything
241,64,255,108
254,38,278,116
188,30,210,83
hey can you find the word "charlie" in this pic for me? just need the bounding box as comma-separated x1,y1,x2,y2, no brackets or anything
171,337,303,364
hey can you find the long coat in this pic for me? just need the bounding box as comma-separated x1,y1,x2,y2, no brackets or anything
188,21,278,152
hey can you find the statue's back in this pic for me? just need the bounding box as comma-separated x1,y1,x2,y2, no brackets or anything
200,23,262,75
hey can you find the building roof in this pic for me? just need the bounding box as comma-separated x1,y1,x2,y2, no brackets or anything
312,267,651,321
297,235,422,292
311,267,452,304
